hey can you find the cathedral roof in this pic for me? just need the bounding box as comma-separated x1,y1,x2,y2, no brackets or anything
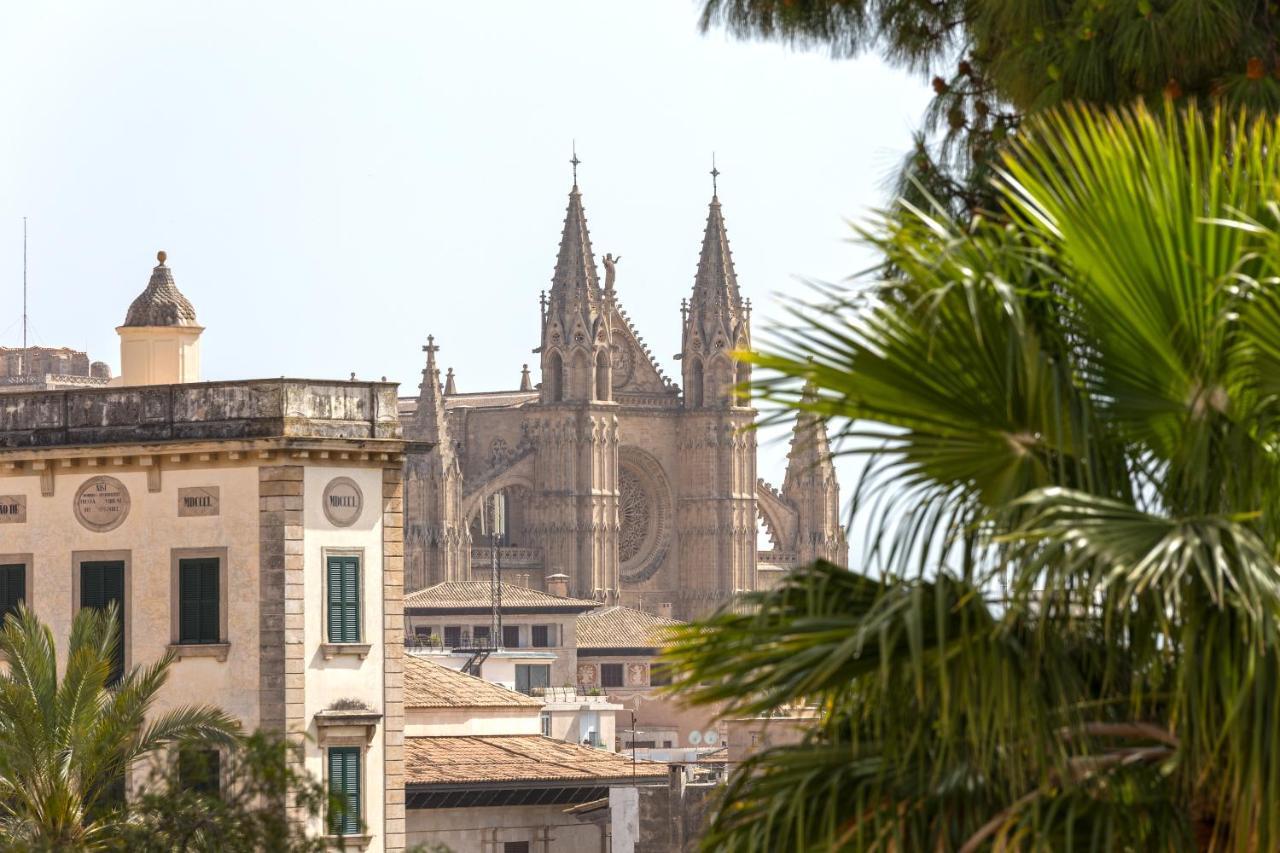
122,251,199,328
576,605,684,651
405,581,601,614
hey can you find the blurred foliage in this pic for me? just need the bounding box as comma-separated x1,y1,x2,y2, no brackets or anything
701,0,1280,214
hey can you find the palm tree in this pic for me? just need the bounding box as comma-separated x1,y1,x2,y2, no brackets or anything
0,603,240,850
665,104,1280,851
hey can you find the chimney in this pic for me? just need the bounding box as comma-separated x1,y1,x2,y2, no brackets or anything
657,602,673,620
546,573,570,598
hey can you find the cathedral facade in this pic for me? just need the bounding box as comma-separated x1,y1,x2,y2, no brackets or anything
400,178,846,619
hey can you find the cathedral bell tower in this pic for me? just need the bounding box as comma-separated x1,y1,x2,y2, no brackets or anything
528,158,621,602
674,171,758,618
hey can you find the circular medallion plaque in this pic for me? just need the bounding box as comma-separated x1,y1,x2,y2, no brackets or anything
322,477,364,527
74,476,131,532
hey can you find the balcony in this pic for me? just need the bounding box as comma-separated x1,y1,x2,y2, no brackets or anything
406,629,497,653
468,545,544,569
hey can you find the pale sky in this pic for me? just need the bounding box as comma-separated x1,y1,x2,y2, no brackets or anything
0,1,929,506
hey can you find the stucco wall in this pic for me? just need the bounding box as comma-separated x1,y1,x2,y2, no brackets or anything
406,804,604,853
405,706,541,737
302,464,389,851
0,463,263,727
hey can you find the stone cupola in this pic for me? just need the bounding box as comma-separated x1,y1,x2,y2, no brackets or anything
116,251,204,386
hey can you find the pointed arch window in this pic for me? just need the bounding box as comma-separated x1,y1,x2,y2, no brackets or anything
687,358,704,408
735,361,751,407
595,349,610,402
546,351,564,402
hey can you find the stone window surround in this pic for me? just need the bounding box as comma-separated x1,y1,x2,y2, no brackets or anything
168,547,231,662
321,546,372,660
0,553,34,610
71,550,132,673
321,736,374,851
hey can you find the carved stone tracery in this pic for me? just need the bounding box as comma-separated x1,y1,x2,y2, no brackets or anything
617,447,672,584
618,467,651,563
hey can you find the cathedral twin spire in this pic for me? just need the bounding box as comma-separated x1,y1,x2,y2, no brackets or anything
687,194,747,352
539,176,614,403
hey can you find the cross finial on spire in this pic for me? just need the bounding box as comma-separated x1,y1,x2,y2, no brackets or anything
423,335,439,357
710,152,720,198
570,141,581,187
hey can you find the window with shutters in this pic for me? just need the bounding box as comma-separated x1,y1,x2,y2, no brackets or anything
326,555,361,644
443,625,462,647
79,559,126,685
502,624,521,648
327,746,362,836
531,624,553,647
178,558,220,644
0,563,26,624
600,663,624,688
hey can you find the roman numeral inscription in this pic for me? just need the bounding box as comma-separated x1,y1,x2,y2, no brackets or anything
177,487,221,518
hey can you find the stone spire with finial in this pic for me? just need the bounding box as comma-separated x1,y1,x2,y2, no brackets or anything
519,364,533,391
678,160,751,408
408,335,451,449
539,144,613,403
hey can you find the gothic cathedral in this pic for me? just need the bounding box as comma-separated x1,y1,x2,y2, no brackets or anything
400,176,847,619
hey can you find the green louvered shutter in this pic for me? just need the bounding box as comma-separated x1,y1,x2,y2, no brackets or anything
0,565,24,624
179,558,219,644
81,561,125,684
327,746,361,836
326,556,360,643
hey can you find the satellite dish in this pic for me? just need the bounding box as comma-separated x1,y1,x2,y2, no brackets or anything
688,730,703,745
703,730,720,746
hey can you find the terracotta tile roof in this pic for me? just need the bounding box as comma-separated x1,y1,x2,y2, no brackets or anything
404,655,542,710
405,581,601,612
576,606,684,650
405,735,668,785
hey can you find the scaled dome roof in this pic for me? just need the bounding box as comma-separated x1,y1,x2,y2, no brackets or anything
121,251,199,328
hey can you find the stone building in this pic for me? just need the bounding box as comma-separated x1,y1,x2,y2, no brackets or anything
0,345,111,393
0,256,409,851
401,178,847,619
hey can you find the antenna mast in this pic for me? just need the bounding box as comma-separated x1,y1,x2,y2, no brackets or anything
22,217,28,366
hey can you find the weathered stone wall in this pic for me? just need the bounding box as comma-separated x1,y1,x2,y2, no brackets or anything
0,379,401,447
